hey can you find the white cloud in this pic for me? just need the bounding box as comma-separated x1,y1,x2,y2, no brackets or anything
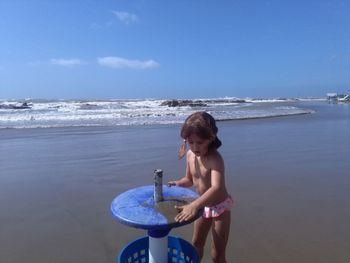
112,11,138,24
97,56,159,69
50,58,83,67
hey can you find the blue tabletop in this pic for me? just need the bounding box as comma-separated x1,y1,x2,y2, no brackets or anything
111,185,200,231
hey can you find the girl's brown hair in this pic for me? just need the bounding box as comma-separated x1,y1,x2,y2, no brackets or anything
181,111,222,150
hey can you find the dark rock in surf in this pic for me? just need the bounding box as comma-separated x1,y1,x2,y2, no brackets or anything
160,99,207,107
0,102,32,109
160,98,246,107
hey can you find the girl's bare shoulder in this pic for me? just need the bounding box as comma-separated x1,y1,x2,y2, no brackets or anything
209,149,223,160
208,150,224,169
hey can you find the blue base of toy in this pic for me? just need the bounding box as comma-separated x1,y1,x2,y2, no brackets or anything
118,235,198,263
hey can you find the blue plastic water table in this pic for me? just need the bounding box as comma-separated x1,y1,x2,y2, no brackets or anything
111,185,200,262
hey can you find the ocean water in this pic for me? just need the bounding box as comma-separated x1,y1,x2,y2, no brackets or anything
0,97,318,129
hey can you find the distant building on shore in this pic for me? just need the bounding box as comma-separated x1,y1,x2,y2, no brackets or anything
326,93,350,102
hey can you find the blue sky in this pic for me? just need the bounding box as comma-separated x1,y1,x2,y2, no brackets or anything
1,0,349,99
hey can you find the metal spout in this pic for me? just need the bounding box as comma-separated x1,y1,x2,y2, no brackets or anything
154,169,163,202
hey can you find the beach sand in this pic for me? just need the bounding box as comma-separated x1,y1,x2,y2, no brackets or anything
0,102,349,262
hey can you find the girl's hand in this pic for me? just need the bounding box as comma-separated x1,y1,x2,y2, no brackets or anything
174,204,198,223
167,181,177,187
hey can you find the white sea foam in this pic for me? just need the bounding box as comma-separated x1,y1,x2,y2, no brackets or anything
0,98,317,129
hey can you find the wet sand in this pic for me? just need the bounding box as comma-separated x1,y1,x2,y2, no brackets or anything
0,102,349,262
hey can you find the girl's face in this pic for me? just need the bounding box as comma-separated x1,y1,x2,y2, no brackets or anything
186,133,213,157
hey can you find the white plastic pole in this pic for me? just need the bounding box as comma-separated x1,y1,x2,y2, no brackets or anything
149,235,168,263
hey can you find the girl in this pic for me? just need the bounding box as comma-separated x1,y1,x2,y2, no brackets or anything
168,111,233,263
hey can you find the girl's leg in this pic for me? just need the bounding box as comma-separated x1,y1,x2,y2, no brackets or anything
211,211,231,263
192,217,212,261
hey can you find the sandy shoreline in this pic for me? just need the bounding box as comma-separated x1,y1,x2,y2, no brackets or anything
0,102,349,263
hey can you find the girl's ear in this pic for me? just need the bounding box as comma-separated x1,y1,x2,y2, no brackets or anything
178,140,187,160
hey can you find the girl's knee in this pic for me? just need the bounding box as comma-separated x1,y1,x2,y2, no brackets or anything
192,237,205,250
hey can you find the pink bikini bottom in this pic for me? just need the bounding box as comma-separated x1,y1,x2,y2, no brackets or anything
203,196,234,218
